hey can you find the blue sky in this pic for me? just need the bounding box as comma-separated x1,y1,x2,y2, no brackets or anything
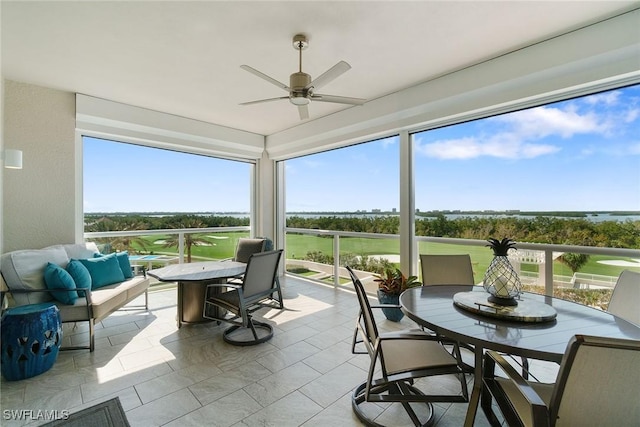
85,85,640,213
83,140,252,212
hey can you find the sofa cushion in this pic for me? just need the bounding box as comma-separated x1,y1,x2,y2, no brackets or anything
57,242,100,260
66,259,92,297
55,276,149,323
1,246,69,305
44,262,78,305
79,253,125,289
95,251,134,279
88,286,129,321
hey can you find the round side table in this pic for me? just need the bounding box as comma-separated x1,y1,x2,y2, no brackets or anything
1,303,63,381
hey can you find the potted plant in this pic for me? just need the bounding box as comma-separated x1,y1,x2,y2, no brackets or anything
374,267,422,321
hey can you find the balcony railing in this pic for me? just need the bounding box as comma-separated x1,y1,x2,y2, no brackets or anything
285,227,640,298
85,226,640,303
84,226,250,265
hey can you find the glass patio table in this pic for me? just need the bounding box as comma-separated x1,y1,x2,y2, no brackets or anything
148,261,246,328
400,285,640,427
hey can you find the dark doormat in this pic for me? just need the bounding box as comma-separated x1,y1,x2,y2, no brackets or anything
42,397,130,427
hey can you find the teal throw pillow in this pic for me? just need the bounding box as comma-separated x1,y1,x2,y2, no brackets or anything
95,251,134,279
66,259,92,296
44,262,79,304
80,253,125,289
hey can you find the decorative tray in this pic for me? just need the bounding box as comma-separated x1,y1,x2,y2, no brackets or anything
453,291,557,323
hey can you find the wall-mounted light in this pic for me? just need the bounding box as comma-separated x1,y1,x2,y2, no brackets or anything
3,149,23,169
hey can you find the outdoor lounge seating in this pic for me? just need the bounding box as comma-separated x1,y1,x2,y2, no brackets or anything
203,250,283,345
0,243,149,352
346,265,468,426
481,334,640,427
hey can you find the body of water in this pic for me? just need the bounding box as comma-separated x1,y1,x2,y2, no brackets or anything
88,212,640,223
286,212,640,223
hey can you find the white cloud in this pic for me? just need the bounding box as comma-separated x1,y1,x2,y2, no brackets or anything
625,108,640,123
378,137,397,149
627,142,640,155
416,92,638,161
416,136,559,160
494,106,608,138
584,91,621,106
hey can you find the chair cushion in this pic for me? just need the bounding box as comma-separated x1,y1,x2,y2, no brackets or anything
43,262,79,305
79,253,125,289
380,334,458,375
207,290,241,316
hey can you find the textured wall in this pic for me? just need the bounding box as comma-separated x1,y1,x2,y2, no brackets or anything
2,80,76,252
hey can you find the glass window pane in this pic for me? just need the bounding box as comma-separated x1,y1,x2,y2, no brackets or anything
413,84,640,304
284,136,400,283
83,136,252,264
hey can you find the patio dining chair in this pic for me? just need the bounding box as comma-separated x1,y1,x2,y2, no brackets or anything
607,269,640,326
419,254,478,365
203,250,283,345
224,238,283,306
419,254,475,285
481,334,640,427
346,266,468,426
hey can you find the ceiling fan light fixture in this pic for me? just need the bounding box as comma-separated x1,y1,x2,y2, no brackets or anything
290,96,310,106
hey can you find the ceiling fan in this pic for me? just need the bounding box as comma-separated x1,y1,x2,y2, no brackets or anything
240,34,366,120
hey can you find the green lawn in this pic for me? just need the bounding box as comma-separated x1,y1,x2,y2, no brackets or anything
126,232,636,280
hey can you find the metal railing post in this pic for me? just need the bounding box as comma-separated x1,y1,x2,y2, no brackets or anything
334,234,340,287
544,249,554,296
178,232,185,264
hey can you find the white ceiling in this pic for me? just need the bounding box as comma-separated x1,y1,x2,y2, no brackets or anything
2,1,638,136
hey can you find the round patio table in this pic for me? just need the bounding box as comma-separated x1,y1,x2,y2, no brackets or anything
400,285,640,427
148,261,246,328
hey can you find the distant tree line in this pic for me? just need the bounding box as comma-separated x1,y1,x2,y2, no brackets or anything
85,214,249,232
287,214,640,248
85,213,639,249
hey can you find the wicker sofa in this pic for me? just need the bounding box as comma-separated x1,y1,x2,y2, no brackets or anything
1,243,150,351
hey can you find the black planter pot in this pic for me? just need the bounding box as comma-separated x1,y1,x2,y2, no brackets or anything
376,290,404,322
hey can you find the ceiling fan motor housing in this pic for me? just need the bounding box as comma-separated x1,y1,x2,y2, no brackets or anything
290,72,312,105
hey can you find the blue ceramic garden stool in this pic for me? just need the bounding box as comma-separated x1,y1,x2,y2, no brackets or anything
1,303,63,381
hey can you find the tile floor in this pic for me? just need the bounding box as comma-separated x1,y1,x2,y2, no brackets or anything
0,276,528,426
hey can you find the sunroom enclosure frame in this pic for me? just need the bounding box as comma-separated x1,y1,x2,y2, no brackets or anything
2,9,640,274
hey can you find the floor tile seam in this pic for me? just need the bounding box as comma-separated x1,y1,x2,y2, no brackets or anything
134,374,199,406
141,387,203,427
297,382,344,410
239,389,324,426
7,383,77,411
188,379,248,408
78,359,172,402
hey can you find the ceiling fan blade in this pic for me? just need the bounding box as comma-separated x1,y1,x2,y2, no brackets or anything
298,104,309,120
312,94,366,105
305,60,351,90
240,96,289,106
240,65,290,91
